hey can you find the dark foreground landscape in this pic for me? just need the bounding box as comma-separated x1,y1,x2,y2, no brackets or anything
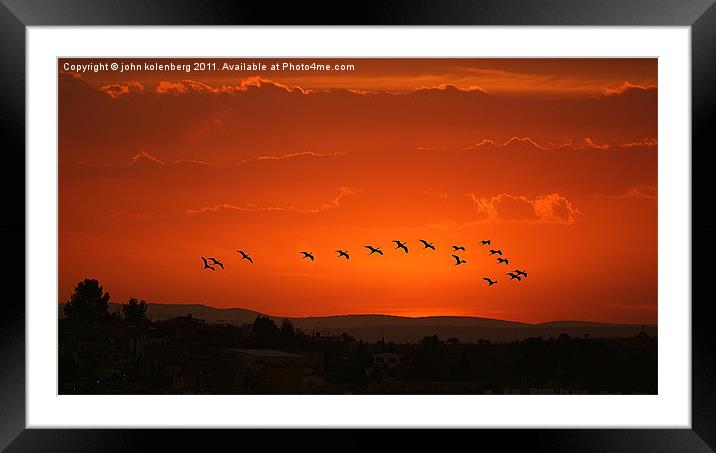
59,301,657,395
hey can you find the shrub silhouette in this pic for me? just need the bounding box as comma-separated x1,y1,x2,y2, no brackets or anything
64,278,110,321
122,298,147,322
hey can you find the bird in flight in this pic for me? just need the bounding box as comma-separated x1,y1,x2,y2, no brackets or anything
483,278,497,286
237,250,253,264
452,245,466,251
365,245,383,255
480,240,491,246
419,239,436,250
201,256,215,271
507,272,522,281
301,251,315,261
452,254,466,266
513,269,528,278
393,240,409,253
208,257,224,270
489,249,503,256
497,257,510,265
336,250,350,260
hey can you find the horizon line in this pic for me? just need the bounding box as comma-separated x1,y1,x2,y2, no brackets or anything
58,301,657,326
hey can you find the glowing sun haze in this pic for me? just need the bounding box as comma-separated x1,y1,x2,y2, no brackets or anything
58,58,657,323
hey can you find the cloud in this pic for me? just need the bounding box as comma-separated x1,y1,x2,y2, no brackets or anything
502,136,548,150
603,185,657,201
100,81,144,98
79,148,348,169
59,70,83,80
130,150,165,165
421,190,448,200
603,82,657,96
183,116,226,140
571,137,657,151
450,65,657,97
532,193,581,224
345,88,377,95
155,80,217,95
155,76,310,96
126,149,216,168
581,137,610,150
620,138,658,148
256,151,348,161
185,186,355,215
185,203,288,214
60,70,657,167
414,83,488,94
468,192,580,225
465,136,549,151
456,136,657,152
316,186,356,211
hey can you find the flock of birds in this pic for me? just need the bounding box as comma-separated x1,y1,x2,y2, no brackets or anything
200,239,528,286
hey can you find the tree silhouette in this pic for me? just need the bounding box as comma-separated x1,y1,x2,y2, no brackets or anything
253,315,278,346
349,340,369,385
280,318,295,336
419,334,443,380
278,319,297,348
64,279,110,321
122,298,147,322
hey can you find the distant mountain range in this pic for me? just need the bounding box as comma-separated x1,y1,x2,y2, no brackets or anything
59,303,657,343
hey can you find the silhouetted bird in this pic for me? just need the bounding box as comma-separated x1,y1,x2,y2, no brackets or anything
393,240,409,253
237,250,253,264
507,272,521,281
365,246,383,255
208,257,224,270
482,278,497,286
201,256,215,271
419,239,436,250
452,254,466,266
513,269,528,278
489,249,503,256
301,251,315,261
452,245,465,251
497,257,509,265
336,250,350,260
480,240,491,245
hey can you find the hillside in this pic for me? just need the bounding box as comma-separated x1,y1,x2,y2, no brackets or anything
59,303,657,343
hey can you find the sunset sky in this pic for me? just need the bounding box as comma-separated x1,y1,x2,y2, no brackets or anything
58,58,657,323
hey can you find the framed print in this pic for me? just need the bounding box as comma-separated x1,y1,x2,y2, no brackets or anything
3,0,716,451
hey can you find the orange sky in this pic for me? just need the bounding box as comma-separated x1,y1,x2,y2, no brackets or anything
58,58,657,323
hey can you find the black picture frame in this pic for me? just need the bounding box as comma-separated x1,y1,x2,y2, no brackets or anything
2,0,714,451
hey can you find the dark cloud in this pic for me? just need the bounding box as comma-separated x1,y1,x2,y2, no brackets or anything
59,73,657,166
